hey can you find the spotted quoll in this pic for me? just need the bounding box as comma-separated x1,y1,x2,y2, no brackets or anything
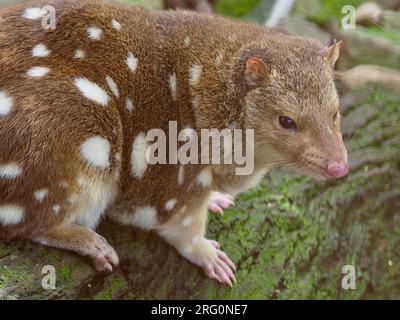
0,0,348,286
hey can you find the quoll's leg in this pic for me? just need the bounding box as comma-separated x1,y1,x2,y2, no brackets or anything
158,205,236,286
207,191,235,214
33,224,119,272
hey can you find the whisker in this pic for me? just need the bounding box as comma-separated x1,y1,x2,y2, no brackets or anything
277,162,299,170
267,160,296,166
343,131,356,142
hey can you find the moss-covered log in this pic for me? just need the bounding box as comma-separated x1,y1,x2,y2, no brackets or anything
1,85,399,300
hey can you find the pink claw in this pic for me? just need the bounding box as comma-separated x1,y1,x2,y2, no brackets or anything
208,240,221,249
201,241,236,287
182,238,237,287
208,192,235,214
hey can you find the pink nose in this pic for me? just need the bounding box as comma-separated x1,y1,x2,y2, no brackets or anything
326,161,349,179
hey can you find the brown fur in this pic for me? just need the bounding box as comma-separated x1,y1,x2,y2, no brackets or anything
0,0,347,281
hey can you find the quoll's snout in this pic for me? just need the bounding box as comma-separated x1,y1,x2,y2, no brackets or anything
326,160,348,179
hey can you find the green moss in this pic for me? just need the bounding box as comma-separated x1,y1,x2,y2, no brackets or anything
301,0,400,48
216,0,260,18
357,26,400,47
0,264,30,299
0,243,11,257
93,275,126,300
307,0,367,27
58,266,72,282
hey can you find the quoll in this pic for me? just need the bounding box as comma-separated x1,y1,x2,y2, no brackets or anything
0,0,348,286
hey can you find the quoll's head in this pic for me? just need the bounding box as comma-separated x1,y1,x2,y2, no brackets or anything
237,37,348,180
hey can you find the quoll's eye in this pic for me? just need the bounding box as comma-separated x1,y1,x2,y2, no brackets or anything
279,116,298,131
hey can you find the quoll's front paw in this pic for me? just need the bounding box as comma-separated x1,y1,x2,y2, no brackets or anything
183,238,237,287
88,232,120,272
207,192,235,214
203,247,237,287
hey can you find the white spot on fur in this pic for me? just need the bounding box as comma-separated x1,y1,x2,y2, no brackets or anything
182,216,192,227
120,206,157,230
105,75,120,98
32,43,50,58
165,198,177,211
74,49,85,60
126,52,138,72
59,181,68,188
67,193,79,206
73,77,110,107
77,175,88,188
184,36,191,47
80,136,111,169
34,188,48,203
115,153,122,162
53,204,61,214
87,26,103,41
0,91,14,117
189,65,202,86
191,97,199,109
0,163,22,179
23,7,44,20
111,19,122,30
0,205,24,225
169,73,177,101
130,132,149,179
113,167,120,180
26,66,50,78
134,206,157,229
197,167,213,188
125,97,134,112
178,165,185,186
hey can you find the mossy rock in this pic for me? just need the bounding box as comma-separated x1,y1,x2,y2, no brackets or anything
292,0,368,27
290,0,400,70
1,85,399,300
339,27,400,70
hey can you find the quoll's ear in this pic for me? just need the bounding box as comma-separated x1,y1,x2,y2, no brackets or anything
322,39,343,68
245,57,270,88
